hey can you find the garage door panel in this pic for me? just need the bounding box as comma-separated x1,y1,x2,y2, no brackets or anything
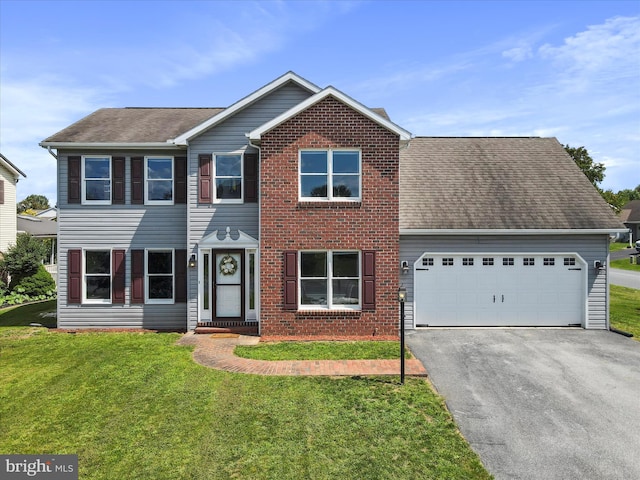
415,254,584,327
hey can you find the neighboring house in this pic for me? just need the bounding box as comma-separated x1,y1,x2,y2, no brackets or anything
40,72,626,334
0,153,27,254
620,200,640,244
17,212,58,282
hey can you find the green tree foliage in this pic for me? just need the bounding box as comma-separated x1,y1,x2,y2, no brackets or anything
563,145,605,187
0,233,49,283
17,194,50,214
10,264,56,296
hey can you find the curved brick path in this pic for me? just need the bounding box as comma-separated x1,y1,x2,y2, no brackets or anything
177,332,428,377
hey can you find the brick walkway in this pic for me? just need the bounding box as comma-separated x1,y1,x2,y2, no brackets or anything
176,332,428,377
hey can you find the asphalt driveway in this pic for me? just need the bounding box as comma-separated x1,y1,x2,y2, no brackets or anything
406,329,640,480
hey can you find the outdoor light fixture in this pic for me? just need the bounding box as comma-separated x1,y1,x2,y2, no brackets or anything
398,286,407,384
188,254,197,268
401,261,410,274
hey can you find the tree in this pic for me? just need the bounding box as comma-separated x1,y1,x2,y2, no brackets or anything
563,145,605,187
0,233,49,286
17,194,50,214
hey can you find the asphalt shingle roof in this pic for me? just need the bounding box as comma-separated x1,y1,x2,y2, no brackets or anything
620,200,640,223
399,137,625,230
42,108,225,143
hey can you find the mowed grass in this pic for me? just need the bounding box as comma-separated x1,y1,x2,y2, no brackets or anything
0,330,491,480
610,258,640,272
610,285,640,340
0,300,57,327
235,341,412,360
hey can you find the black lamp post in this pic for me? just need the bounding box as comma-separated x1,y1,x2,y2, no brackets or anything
398,286,407,384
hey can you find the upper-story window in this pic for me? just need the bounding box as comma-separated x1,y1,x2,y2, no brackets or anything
145,157,174,204
215,154,243,202
299,150,361,201
82,156,111,204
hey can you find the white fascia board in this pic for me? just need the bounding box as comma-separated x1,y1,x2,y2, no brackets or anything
0,156,26,178
39,142,182,150
248,87,412,144
173,72,321,146
400,228,630,235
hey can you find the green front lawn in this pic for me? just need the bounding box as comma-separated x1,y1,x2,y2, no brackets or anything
610,242,632,252
0,299,56,327
610,285,640,339
235,341,412,360
0,330,490,480
611,258,640,272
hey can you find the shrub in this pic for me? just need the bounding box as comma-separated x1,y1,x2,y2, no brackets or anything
0,233,49,284
10,264,56,297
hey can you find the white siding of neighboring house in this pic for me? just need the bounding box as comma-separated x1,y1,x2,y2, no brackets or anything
0,164,18,254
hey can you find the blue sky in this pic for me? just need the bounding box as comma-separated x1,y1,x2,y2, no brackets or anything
1,0,638,205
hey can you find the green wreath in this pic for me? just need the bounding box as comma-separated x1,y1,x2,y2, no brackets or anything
219,255,238,276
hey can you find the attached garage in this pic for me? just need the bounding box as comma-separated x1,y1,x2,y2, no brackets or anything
414,253,586,327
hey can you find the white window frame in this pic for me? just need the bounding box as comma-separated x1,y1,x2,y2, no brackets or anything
82,249,112,304
144,156,174,205
213,152,244,204
299,149,361,202
81,156,112,205
145,248,175,304
299,250,361,310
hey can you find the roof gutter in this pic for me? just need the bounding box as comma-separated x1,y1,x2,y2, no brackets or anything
39,142,182,150
400,228,629,235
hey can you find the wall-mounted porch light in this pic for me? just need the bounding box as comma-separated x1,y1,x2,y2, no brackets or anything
188,254,197,268
401,261,410,274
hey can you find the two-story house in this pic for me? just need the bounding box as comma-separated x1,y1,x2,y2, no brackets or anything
40,72,625,336
0,153,27,254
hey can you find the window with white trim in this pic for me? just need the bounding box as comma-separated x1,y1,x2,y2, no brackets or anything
82,156,111,204
84,250,111,303
146,249,174,303
300,251,360,308
214,153,243,202
145,157,174,204
299,150,361,200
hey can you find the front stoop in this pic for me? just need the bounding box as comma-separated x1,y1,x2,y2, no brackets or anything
195,322,258,336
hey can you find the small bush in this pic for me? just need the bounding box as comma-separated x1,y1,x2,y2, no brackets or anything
10,265,56,297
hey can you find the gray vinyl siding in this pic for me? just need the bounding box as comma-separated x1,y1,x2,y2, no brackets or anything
400,234,610,330
57,151,187,329
186,82,313,329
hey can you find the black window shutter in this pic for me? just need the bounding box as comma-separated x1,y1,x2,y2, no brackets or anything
283,251,298,310
131,157,144,204
244,153,258,203
198,154,212,204
112,157,125,204
362,250,376,311
175,249,187,303
68,249,82,304
112,249,126,304
68,156,81,204
174,156,187,204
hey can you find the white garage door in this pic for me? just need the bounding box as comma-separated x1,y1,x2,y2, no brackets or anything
414,253,585,327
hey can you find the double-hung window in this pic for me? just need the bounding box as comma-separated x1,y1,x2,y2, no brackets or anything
214,154,243,202
145,157,174,204
300,251,360,308
84,250,111,303
299,150,360,201
82,156,111,204
146,249,174,303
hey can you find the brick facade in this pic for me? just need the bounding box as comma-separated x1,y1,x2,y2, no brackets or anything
259,96,400,337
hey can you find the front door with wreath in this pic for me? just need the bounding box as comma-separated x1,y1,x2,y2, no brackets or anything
213,250,244,320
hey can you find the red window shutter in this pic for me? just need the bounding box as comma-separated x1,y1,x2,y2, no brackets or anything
362,250,376,311
174,156,187,204
131,249,145,303
112,157,125,204
0,180,4,205
244,153,258,203
283,250,298,310
198,154,212,204
111,250,126,304
68,249,82,304
175,249,187,303
131,157,144,204
68,156,81,204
